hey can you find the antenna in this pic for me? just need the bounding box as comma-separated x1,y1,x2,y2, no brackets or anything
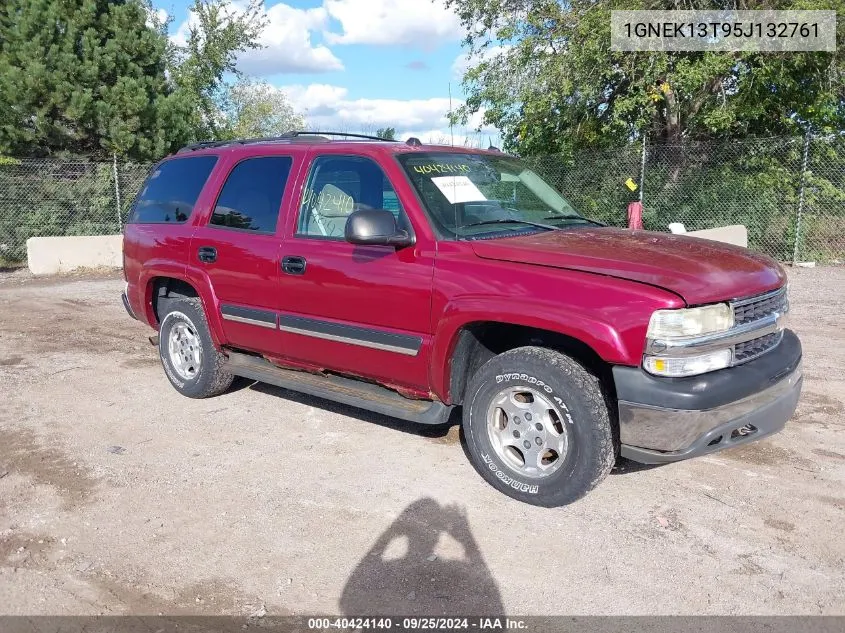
448,83,454,147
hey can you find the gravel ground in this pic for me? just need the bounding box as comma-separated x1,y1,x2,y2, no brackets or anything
0,266,843,616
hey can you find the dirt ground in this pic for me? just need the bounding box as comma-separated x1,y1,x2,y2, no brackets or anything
0,266,843,616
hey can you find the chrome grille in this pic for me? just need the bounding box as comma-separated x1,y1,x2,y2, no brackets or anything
733,287,788,325
733,331,784,364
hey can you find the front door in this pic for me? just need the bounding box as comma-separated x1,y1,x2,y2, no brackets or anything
276,153,435,391
190,153,296,355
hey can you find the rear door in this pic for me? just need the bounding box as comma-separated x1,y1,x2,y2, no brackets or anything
124,155,218,323
190,152,300,355
275,150,436,391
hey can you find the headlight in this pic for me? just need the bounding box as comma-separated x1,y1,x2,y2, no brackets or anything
647,303,734,339
644,349,732,377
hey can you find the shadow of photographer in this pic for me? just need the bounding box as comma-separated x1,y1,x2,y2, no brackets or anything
340,498,504,616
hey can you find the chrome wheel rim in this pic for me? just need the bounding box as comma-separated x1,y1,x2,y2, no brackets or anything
485,386,569,479
167,321,201,380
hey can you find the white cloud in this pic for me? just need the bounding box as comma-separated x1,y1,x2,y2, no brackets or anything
324,0,462,47
241,3,343,74
283,83,350,117
451,45,510,80
281,83,500,146
146,7,168,29
172,1,343,76
396,129,497,148
283,83,451,131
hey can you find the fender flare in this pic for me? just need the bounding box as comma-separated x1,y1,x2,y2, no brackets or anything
139,263,228,348
429,299,631,403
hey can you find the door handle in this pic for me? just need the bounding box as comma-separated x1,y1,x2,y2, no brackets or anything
198,246,217,263
282,255,306,275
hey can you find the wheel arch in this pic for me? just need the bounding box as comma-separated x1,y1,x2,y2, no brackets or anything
442,321,616,407
144,274,226,348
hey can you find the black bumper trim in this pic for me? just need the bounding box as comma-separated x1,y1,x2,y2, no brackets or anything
613,329,802,411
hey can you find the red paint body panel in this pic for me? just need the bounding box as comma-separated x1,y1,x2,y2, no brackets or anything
124,224,191,327
270,145,439,390
470,229,786,306
275,238,435,389
427,241,684,401
186,148,307,355
123,141,788,405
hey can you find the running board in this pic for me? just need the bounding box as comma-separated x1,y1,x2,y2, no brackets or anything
224,351,453,425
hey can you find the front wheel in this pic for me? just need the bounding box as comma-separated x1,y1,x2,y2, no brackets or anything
158,297,233,399
462,346,615,507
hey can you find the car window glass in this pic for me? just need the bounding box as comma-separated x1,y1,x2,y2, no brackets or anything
210,156,292,233
297,156,406,239
129,156,217,224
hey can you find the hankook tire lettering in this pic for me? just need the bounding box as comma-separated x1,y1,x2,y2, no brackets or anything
481,452,539,494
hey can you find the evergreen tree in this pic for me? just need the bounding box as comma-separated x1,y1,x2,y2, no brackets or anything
0,0,193,159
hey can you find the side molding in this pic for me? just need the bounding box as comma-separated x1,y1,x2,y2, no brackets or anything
278,314,422,356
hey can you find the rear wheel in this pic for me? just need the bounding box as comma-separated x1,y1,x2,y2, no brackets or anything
158,297,233,398
462,346,615,506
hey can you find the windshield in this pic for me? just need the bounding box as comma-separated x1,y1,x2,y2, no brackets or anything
397,152,593,239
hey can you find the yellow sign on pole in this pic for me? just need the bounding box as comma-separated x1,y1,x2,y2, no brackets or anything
625,178,638,191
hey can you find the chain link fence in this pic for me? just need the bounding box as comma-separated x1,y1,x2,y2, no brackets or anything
1,134,843,265
0,156,150,264
531,134,845,264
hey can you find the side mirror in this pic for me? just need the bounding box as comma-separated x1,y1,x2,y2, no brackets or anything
345,209,412,247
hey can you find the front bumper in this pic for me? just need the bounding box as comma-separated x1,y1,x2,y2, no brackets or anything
614,329,802,464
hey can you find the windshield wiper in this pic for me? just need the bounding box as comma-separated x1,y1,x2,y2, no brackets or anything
461,218,559,231
542,214,606,227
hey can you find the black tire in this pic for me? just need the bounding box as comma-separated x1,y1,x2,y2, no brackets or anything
157,297,233,399
462,346,615,507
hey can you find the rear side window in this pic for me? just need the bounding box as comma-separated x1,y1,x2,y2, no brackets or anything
129,156,217,224
210,157,292,233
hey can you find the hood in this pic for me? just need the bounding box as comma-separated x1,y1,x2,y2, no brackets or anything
470,228,786,305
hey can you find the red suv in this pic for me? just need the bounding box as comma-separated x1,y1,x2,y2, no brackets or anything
122,132,802,506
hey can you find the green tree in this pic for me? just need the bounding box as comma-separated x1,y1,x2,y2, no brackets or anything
172,0,266,140
0,0,195,159
376,127,397,140
217,78,305,139
447,0,845,155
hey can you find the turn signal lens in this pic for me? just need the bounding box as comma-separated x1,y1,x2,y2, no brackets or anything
644,349,732,377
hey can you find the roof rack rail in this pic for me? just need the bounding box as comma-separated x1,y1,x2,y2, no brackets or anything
178,139,236,152
177,130,397,153
281,131,399,142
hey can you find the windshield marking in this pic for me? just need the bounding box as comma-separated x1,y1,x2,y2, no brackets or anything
411,163,472,175
398,152,591,240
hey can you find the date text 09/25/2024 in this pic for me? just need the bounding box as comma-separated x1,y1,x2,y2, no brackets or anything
307,617,528,630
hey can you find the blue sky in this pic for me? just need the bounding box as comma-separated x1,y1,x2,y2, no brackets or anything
153,0,499,144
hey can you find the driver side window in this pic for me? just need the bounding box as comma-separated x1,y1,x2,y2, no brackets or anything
296,155,406,239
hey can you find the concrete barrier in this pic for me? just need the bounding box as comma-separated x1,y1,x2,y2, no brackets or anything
687,225,748,248
668,224,749,248
27,235,123,275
